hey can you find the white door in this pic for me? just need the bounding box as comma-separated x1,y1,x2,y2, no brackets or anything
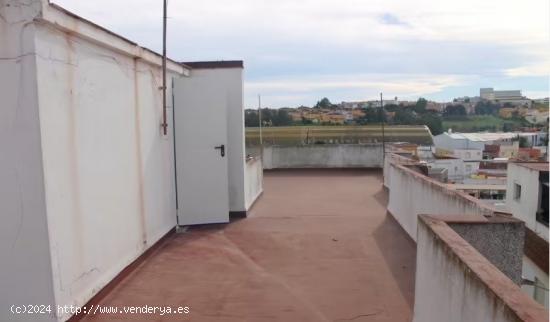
173,75,229,225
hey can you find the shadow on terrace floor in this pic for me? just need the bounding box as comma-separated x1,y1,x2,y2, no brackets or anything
78,169,416,322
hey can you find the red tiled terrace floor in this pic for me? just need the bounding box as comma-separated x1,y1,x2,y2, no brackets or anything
80,169,416,322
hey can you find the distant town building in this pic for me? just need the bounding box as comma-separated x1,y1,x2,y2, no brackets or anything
506,162,549,308
426,101,447,112
434,132,518,151
533,97,549,104
429,155,465,182
480,88,531,106
480,88,520,100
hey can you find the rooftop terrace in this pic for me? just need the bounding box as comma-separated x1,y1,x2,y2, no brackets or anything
76,169,416,322
2,1,547,320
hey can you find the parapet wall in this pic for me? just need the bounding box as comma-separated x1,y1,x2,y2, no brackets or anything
414,215,546,322
386,158,504,241
244,157,263,210
384,153,548,321
263,144,383,169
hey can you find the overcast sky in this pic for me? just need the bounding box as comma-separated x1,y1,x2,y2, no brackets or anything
53,0,549,107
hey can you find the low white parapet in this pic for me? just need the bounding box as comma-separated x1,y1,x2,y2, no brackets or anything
414,215,546,322
262,144,383,169
385,157,503,241
245,157,263,210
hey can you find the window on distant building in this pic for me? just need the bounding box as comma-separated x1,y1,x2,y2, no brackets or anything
465,152,471,159
514,183,522,201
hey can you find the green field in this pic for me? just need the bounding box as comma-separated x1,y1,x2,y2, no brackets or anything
442,115,525,132
245,125,433,146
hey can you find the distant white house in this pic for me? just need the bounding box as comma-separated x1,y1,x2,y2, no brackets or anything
506,163,549,241
429,156,465,182
434,132,517,150
506,162,549,308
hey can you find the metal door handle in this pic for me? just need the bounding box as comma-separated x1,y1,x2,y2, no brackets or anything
214,144,225,157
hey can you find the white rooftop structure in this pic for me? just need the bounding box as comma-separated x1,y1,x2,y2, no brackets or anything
434,131,544,151
480,88,523,101
446,132,519,142
435,132,516,151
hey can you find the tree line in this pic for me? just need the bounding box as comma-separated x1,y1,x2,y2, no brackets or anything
244,97,533,136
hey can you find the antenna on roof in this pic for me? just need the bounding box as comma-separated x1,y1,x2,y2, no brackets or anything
258,94,265,161
161,0,168,135
380,93,386,162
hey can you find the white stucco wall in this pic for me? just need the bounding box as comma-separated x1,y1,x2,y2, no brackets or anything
262,144,383,169
34,25,181,319
244,158,263,210
506,163,547,241
1,1,58,321
1,1,185,321
506,164,549,307
413,220,538,322
386,163,495,241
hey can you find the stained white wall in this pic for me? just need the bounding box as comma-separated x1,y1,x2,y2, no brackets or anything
414,220,540,322
262,144,383,169
1,1,185,321
506,163,548,241
386,162,495,241
0,1,57,321
244,158,263,210
506,163,549,306
34,24,181,319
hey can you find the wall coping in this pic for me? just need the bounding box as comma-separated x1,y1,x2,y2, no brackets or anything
388,153,511,216
35,1,187,74
266,143,383,148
